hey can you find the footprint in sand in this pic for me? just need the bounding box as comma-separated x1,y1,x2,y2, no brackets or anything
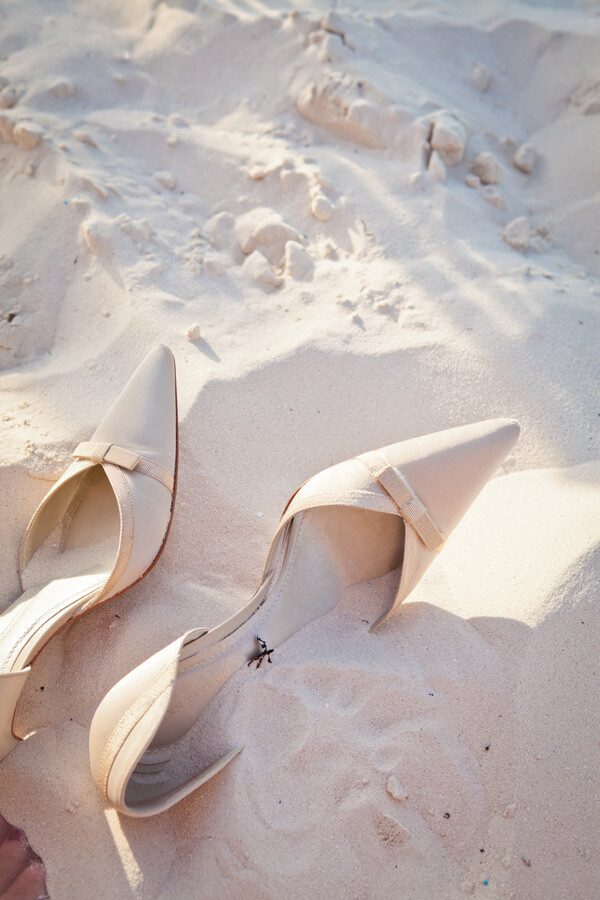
337,790,412,855
381,729,484,860
373,811,411,847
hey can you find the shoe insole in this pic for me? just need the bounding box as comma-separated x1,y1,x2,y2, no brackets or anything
1,466,120,674
61,466,120,554
0,568,111,674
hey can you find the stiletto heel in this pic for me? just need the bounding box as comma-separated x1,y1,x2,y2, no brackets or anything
0,346,178,761
90,418,519,816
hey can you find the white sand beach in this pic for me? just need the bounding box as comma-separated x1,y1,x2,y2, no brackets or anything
0,0,598,897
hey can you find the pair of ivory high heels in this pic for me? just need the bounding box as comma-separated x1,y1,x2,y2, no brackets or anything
0,346,520,817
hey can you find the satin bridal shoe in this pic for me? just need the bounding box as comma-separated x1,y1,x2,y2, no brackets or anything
90,418,519,817
0,346,177,761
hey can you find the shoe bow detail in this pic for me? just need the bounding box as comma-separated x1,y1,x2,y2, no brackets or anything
73,441,175,492
0,346,178,767
358,450,446,553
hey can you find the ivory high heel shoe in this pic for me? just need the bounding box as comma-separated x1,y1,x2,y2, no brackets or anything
90,418,519,817
0,345,178,761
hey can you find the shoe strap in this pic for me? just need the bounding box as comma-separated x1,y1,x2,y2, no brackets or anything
358,451,445,552
271,451,445,566
73,441,174,492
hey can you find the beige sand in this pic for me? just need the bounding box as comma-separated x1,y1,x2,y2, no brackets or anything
0,0,598,897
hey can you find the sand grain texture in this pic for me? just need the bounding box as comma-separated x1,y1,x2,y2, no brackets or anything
0,1,598,898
